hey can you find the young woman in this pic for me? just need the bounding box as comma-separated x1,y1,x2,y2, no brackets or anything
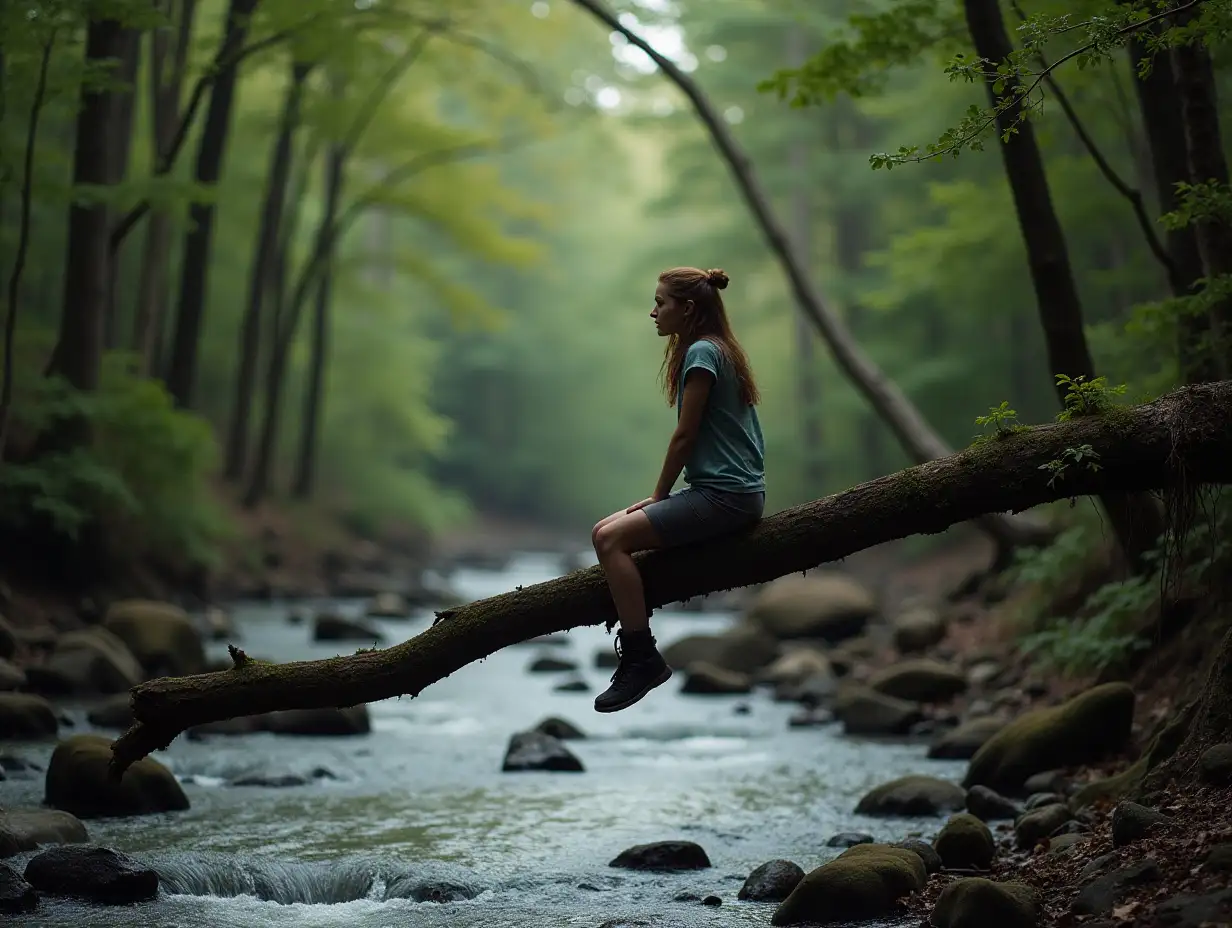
591,266,766,713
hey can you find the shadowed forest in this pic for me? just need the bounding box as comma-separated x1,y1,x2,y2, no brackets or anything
2,0,1232,926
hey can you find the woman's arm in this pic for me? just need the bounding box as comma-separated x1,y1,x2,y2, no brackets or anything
651,368,714,501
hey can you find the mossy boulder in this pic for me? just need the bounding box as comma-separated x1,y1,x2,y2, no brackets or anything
1014,803,1073,850
834,685,923,735
746,573,876,642
0,659,24,692
45,734,189,818
928,717,1006,760
892,606,947,654
24,845,159,904
0,693,58,739
870,659,968,704
855,775,967,817
0,809,88,858
102,600,205,677
662,624,779,675
934,814,995,869
681,662,752,695
739,859,805,902
931,878,1042,928
772,844,926,925
26,628,145,696
963,683,1135,793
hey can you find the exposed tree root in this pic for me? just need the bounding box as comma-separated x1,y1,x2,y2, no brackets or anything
109,381,1232,779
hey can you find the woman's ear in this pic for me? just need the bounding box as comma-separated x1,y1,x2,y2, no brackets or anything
684,299,695,314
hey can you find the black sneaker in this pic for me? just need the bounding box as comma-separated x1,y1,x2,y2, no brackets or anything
594,630,672,713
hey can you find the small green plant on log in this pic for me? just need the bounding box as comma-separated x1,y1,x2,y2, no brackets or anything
1054,374,1127,420
970,400,1027,445
1039,443,1102,490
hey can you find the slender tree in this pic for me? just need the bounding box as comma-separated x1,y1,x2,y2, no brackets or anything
224,59,313,480
164,0,260,408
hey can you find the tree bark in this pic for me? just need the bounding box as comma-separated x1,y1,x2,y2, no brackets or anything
962,0,1165,569
107,380,1232,776
1172,38,1232,380
164,0,260,407
102,28,141,351
1127,34,1213,383
132,0,197,377
291,140,344,499
48,18,131,394
568,0,1048,553
224,60,312,481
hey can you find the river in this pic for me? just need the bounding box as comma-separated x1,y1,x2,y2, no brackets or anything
4,552,963,927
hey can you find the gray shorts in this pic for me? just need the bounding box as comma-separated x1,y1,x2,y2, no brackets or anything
642,486,765,548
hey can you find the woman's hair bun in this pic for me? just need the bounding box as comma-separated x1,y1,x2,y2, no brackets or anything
704,268,729,290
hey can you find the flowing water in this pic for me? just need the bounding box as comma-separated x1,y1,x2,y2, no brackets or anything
3,552,963,927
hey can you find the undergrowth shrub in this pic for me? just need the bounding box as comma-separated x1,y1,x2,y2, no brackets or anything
0,353,230,571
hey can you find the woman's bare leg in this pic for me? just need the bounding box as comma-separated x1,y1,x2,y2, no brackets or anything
591,510,662,632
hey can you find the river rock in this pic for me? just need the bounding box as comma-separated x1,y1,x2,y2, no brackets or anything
26,627,146,696
772,844,925,926
869,659,968,704
0,809,88,857
1205,843,1232,871
501,730,583,773
758,648,832,685
1023,791,1064,811
934,813,995,869
594,648,619,669
1111,801,1169,847
365,593,411,619
681,662,751,695
834,685,922,735
45,733,189,818
0,862,36,913
86,694,135,730
892,607,947,654
775,670,838,706
202,606,234,641
738,859,804,902
0,659,24,692
533,717,586,740
931,878,1042,928
527,654,577,673
265,706,371,735
963,682,1135,793
1022,769,1069,795
1014,803,1073,850
1153,888,1232,926
746,573,876,642
229,773,308,788
0,693,58,739
894,838,942,875
384,875,477,902
854,775,966,817
0,616,15,661
825,832,874,848
965,785,1018,821
788,707,835,728
1199,743,1232,786
662,624,779,675
609,841,711,871
552,677,589,693
928,717,1006,760
313,614,384,643
1071,858,1161,916
24,845,158,904
102,599,205,676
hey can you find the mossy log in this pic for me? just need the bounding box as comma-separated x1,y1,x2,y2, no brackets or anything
110,381,1232,778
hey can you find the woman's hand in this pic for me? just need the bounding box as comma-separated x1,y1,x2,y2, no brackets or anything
625,497,658,513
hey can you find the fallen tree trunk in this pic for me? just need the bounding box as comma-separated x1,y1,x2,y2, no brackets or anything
110,381,1232,778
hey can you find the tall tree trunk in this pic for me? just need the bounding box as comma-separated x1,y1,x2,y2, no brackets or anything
786,29,823,492
224,60,312,481
1127,34,1214,383
962,0,1165,569
49,18,131,394
568,0,1050,554
102,29,140,351
1172,38,1232,380
133,0,196,377
292,141,344,500
164,0,259,408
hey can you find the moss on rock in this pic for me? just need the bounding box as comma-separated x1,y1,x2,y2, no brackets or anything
102,600,205,677
772,844,926,925
931,877,1041,928
964,683,1135,793
934,813,995,869
855,775,967,817
45,734,189,819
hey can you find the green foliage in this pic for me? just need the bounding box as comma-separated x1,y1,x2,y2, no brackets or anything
1004,523,1093,593
1039,443,1102,489
971,400,1027,444
1054,373,1127,420
1019,573,1154,676
0,358,229,567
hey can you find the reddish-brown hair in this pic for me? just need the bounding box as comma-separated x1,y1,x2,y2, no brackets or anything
657,266,760,407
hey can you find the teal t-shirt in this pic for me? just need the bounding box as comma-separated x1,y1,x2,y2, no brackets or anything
676,338,765,493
